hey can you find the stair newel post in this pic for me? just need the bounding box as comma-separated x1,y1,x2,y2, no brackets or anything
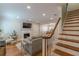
42,38,48,56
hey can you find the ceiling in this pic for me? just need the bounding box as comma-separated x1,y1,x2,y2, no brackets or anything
0,3,62,24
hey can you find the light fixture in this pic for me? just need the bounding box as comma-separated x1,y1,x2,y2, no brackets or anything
27,5,31,9
16,16,19,19
50,17,53,20
28,19,32,21
42,13,46,16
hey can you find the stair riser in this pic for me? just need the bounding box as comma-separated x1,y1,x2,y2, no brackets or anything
68,14,79,17
65,18,79,21
54,48,73,56
65,20,79,22
63,31,79,35
60,35,79,40
68,9,79,14
67,15,79,18
67,16,79,19
59,40,79,47
68,12,79,16
63,26,79,29
64,21,79,25
64,24,79,26
68,12,79,15
64,21,79,23
68,11,79,15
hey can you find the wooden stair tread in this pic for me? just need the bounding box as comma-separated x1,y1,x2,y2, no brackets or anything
67,16,79,18
65,19,79,22
64,22,79,24
64,26,79,27
58,38,79,43
68,9,79,13
56,43,79,52
68,14,79,17
54,49,73,56
60,33,79,36
67,17,79,19
63,29,79,31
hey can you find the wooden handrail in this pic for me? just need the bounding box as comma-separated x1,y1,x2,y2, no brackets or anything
42,17,61,56
51,17,61,37
42,17,61,39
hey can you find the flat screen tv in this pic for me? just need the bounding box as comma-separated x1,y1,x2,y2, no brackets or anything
23,23,32,28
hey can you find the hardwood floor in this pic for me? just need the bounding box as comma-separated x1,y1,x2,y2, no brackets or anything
35,46,52,56
6,44,26,56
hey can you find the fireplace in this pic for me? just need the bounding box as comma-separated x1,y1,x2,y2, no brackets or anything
24,33,30,38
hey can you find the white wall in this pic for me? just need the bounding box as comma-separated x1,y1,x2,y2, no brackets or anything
31,23,40,37
1,18,40,40
68,3,79,11
40,23,56,36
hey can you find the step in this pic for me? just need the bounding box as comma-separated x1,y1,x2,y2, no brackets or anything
60,33,79,36
56,43,79,52
58,38,79,43
65,18,79,21
64,26,79,27
68,11,79,15
64,22,79,24
67,15,79,19
54,49,73,56
60,34,79,40
56,41,79,55
58,39,79,47
67,16,79,19
55,45,79,56
62,31,79,35
67,12,79,16
68,13,79,17
68,9,79,14
64,20,79,24
64,24,79,26
68,14,79,17
64,20,79,23
63,29,79,31
60,33,79,40
63,27,79,29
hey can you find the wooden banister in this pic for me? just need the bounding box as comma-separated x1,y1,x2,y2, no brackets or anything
42,17,61,39
42,17,61,56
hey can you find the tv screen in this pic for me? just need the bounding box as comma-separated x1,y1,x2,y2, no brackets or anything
23,23,32,28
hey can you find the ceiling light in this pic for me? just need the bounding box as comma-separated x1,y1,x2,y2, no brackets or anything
16,16,19,19
27,5,31,9
42,13,46,16
28,19,32,21
50,17,53,20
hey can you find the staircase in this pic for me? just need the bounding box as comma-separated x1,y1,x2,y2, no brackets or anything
53,9,79,56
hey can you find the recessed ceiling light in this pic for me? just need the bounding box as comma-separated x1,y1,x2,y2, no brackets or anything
27,5,31,9
28,19,32,21
42,13,46,16
50,17,53,20
16,16,19,19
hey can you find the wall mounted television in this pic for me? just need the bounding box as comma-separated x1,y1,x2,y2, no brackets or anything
23,23,32,28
